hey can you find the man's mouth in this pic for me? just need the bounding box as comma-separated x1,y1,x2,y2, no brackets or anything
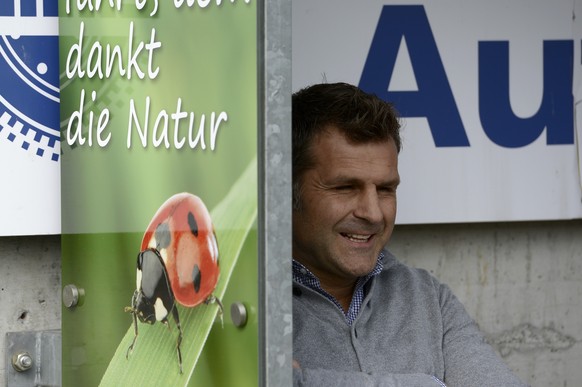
341,233,373,243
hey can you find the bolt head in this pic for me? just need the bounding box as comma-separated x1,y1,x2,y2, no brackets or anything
12,352,33,372
63,284,79,308
230,301,248,328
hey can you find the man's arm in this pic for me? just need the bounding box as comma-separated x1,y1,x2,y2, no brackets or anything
293,368,446,387
438,282,528,386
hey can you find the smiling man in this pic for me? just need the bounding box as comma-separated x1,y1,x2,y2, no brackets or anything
291,83,527,387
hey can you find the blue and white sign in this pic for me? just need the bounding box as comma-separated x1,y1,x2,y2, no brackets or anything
293,0,582,223
0,1,60,235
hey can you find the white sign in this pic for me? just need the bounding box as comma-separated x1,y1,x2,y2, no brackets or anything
293,0,582,223
0,2,60,235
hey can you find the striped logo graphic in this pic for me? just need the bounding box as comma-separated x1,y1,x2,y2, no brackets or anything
0,1,60,162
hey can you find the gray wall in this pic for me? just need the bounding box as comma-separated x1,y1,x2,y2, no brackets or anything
1,220,580,386
0,235,61,384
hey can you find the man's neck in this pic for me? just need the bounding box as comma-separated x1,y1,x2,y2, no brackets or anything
317,276,356,313
292,259,366,312
321,282,356,313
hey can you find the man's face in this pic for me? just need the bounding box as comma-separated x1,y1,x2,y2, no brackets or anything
293,126,400,287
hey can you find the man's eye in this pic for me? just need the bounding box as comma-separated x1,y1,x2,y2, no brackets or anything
379,186,397,194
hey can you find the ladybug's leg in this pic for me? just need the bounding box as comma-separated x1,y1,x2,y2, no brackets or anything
126,309,139,358
204,294,224,328
125,291,140,358
171,306,183,374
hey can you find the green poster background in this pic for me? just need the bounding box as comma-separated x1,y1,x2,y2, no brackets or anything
59,2,258,386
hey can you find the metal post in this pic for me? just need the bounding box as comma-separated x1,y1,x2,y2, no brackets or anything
258,0,293,385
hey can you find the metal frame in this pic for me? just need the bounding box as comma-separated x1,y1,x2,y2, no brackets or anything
258,0,293,385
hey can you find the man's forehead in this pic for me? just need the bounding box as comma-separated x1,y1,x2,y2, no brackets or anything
315,124,395,145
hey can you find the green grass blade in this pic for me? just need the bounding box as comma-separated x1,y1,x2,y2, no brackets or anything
99,158,257,387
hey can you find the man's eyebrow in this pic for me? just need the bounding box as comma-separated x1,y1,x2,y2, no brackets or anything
324,176,361,185
383,176,401,187
326,175,401,187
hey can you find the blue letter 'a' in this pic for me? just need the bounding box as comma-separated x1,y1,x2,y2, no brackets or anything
479,40,574,147
359,5,469,147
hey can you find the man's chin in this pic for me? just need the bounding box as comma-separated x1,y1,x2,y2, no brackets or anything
343,260,379,278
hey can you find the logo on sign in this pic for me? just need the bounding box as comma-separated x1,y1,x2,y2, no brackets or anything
0,1,60,161
360,5,574,148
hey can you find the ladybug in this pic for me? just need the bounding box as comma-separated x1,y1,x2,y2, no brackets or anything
125,192,222,373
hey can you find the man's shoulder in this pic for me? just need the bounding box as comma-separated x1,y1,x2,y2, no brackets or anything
378,249,441,288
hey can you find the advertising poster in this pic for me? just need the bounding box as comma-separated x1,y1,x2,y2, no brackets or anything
0,1,60,235
293,0,582,224
59,1,258,386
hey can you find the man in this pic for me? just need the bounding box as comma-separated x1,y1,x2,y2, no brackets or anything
291,83,527,386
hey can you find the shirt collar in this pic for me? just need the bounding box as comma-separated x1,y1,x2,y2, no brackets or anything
292,252,384,285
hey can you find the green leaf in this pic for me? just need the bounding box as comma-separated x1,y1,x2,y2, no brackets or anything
99,158,257,386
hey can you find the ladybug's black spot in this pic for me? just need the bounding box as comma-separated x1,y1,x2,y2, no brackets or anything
188,212,198,237
192,264,201,293
155,222,171,249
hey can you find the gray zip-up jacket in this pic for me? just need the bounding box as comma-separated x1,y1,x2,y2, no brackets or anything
293,250,528,387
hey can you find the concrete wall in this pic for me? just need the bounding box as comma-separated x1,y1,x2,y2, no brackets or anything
0,220,580,386
0,235,61,384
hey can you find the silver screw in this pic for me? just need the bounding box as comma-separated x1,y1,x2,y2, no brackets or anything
63,284,85,308
12,352,33,372
230,302,248,328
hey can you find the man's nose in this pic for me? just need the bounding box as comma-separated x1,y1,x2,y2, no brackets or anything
353,187,383,223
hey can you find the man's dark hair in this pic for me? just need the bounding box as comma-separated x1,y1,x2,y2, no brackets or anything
292,82,401,208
